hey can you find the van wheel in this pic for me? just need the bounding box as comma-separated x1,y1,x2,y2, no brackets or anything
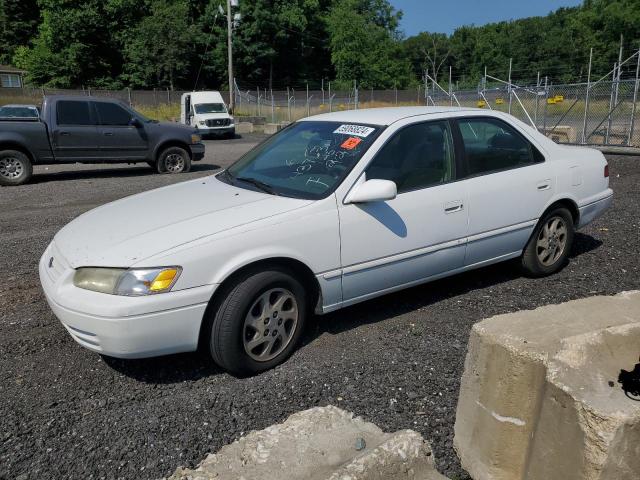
0,150,33,186
157,147,191,174
206,267,307,376
522,207,574,277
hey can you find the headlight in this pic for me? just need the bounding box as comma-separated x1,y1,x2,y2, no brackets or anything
73,267,182,296
198,121,206,126
191,133,202,143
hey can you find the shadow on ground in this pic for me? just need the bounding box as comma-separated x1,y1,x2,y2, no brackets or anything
105,232,602,382
31,163,220,184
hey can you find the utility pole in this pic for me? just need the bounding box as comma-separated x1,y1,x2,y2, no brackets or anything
226,0,235,113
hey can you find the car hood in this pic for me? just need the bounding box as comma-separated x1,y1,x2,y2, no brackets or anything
53,176,311,268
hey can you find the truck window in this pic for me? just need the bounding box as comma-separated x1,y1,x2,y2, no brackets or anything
57,101,94,126
94,102,132,126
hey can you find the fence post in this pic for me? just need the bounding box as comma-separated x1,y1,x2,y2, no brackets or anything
287,87,291,122
582,48,593,144
449,66,453,106
606,62,616,144
257,87,261,117
321,78,325,105
395,82,398,105
306,82,310,117
543,76,548,135
127,87,132,107
166,87,170,105
271,88,275,123
354,80,358,110
534,72,540,127
629,49,640,146
508,58,512,115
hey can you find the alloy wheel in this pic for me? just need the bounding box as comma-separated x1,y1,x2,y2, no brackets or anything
536,216,568,266
0,157,24,180
243,288,299,362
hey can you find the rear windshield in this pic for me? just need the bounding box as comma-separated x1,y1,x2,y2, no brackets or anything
222,121,382,199
0,106,38,118
195,103,226,114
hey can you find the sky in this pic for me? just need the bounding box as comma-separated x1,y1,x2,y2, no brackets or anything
390,0,584,36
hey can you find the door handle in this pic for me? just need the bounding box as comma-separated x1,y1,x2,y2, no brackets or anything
59,131,70,136
537,180,551,191
444,201,464,213
103,132,114,136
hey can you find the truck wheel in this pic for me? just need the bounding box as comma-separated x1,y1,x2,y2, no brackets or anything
157,147,191,174
0,150,33,186
205,267,307,376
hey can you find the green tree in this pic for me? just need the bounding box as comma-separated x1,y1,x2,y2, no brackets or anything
0,0,40,65
326,0,412,89
122,0,196,89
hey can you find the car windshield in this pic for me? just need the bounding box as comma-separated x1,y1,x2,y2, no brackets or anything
223,121,382,199
0,106,38,118
195,103,226,114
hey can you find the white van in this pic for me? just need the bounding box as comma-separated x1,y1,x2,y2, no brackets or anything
180,91,235,138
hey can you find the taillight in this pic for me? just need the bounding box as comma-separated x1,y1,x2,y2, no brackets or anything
604,164,609,178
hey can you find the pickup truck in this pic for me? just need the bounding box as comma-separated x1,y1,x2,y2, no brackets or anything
0,95,205,186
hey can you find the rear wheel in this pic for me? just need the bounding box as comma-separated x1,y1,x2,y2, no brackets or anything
156,146,191,174
206,268,307,376
522,207,574,277
0,150,32,186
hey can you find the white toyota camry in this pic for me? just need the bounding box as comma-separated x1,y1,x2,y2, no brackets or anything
40,107,612,375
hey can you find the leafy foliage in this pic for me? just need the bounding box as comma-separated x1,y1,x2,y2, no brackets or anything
4,0,640,89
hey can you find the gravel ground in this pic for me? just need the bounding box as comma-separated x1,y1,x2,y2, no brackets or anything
0,140,638,480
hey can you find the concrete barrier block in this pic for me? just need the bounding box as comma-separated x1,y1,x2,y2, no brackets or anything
169,406,447,480
454,291,640,480
235,122,254,134
264,123,283,135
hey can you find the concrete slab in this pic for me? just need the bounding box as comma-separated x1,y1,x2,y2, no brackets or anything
168,406,447,480
454,291,640,480
264,123,283,135
235,122,254,134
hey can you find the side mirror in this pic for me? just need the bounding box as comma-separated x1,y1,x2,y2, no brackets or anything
346,179,397,204
129,117,143,128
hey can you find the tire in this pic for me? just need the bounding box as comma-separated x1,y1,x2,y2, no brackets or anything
0,150,33,186
226,129,235,140
521,207,574,277
156,146,191,174
206,267,307,376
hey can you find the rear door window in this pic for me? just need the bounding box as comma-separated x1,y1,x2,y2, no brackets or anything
457,117,542,176
94,102,132,126
56,101,95,126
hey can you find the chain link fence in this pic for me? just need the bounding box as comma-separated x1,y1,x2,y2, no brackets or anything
2,75,639,149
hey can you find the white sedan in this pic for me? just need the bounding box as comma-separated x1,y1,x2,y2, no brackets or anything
40,107,612,375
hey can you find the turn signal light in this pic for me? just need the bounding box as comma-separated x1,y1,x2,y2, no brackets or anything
149,268,179,291
604,164,609,178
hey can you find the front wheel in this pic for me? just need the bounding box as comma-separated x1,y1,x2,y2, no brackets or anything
206,268,307,376
0,150,33,186
521,207,574,277
156,146,191,174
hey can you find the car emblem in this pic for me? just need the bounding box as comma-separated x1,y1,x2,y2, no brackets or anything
48,257,54,268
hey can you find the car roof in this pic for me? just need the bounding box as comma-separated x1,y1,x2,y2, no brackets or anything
301,106,490,126
44,95,126,103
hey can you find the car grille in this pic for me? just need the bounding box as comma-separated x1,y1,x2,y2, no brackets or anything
206,118,230,127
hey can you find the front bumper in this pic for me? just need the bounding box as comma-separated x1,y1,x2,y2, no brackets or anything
39,242,216,359
190,142,205,161
197,125,235,136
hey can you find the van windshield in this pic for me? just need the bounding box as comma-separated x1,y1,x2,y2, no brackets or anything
195,103,227,114
221,121,382,200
